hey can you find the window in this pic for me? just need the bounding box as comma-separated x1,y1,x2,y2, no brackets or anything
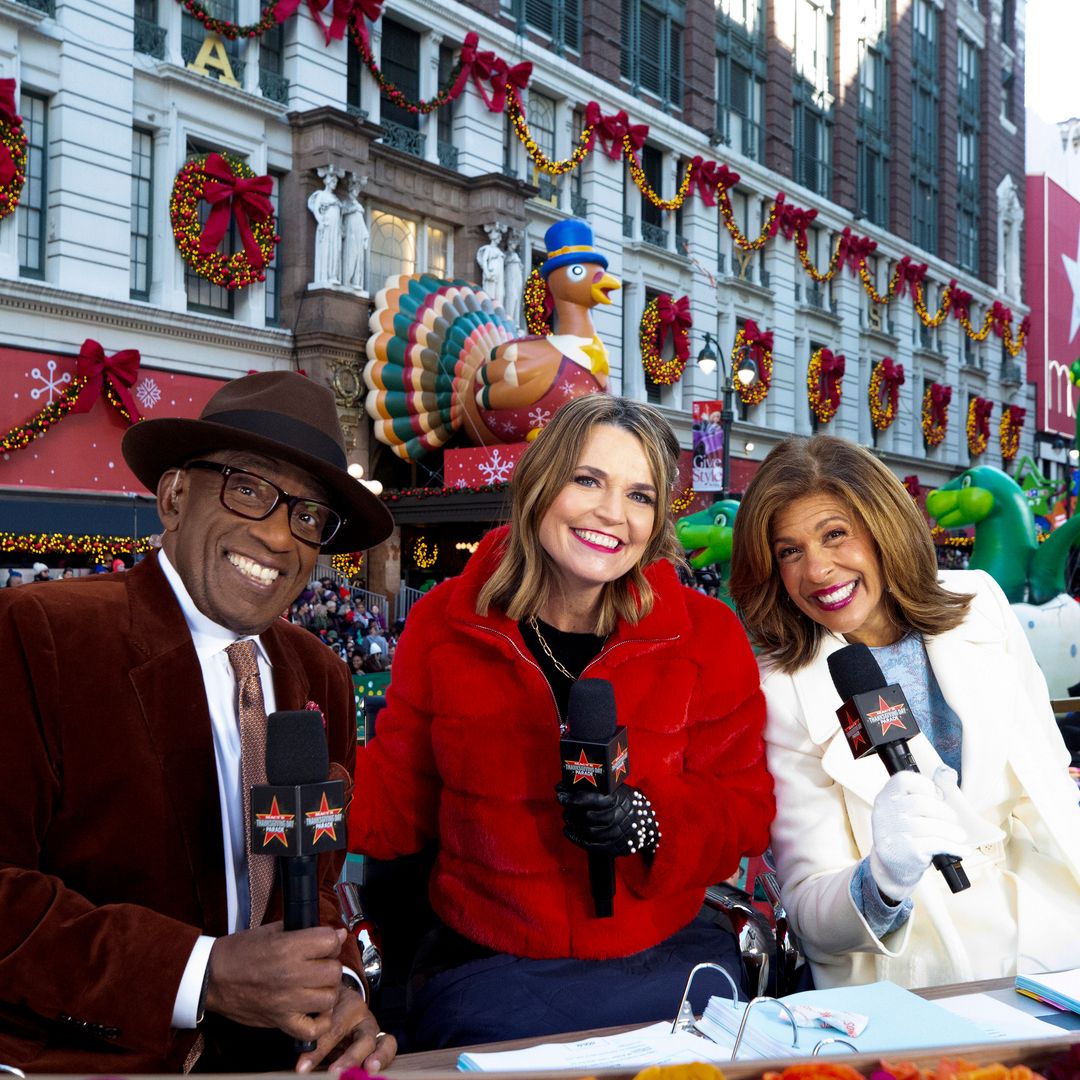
715,0,766,161
957,36,980,272
130,128,153,300
133,0,166,59
264,172,281,325
856,2,889,226
571,108,587,215
792,0,833,196
18,92,47,278
182,0,241,83
506,0,581,54
369,211,450,284
437,44,457,168
621,0,684,110
1000,67,1015,125
185,140,235,315
379,20,420,131
639,144,666,246
259,23,289,104
346,33,365,117
528,91,559,204
910,0,938,253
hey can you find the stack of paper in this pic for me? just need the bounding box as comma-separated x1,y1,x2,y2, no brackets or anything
1016,969,1080,1014
695,981,991,1059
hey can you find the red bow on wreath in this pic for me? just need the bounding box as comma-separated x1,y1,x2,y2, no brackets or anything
894,256,928,299
743,319,774,353
584,103,631,160
199,153,274,271
0,78,21,191
836,227,877,275
929,383,952,426
1006,404,1026,426
1018,315,1031,341
777,202,818,241
972,396,994,431
73,338,142,422
948,280,973,322
656,295,692,360
880,357,905,389
820,349,845,404
989,300,1013,338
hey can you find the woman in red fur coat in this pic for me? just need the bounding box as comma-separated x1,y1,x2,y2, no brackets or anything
350,394,774,1049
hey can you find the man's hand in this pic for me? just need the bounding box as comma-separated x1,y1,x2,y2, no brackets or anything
295,983,398,1075
203,922,349,1042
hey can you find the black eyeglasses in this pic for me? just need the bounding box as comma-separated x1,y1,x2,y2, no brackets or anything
185,460,343,547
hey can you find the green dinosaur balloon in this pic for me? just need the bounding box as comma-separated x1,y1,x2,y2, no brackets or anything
926,465,1080,604
675,499,740,608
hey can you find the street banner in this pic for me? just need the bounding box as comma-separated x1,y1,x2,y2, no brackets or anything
692,400,725,492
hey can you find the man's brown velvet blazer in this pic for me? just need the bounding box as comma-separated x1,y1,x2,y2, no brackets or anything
0,552,359,1073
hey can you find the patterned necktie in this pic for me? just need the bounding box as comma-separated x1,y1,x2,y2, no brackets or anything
226,639,274,930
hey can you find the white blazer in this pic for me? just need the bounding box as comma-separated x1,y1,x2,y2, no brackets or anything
761,570,1080,988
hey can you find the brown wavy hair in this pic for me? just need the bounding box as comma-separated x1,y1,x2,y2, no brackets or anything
728,435,972,673
476,394,684,635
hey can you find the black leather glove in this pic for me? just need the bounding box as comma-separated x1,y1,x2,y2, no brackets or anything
556,783,661,858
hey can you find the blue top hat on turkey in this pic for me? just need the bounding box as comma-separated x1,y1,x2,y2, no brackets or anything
541,219,609,278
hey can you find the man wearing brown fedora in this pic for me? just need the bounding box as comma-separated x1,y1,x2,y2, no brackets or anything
0,371,397,1073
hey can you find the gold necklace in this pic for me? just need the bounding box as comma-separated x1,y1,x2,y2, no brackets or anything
528,615,576,681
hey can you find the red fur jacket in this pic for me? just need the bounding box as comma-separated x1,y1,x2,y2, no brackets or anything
350,528,774,959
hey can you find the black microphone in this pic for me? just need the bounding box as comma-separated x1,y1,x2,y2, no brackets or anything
250,710,348,1051
827,644,970,894
560,678,630,918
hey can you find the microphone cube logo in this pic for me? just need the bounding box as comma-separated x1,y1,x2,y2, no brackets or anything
301,784,346,852
250,781,347,854
563,748,605,786
559,727,629,794
253,792,296,851
836,701,871,758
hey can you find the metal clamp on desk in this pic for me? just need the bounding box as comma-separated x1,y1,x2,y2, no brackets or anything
813,1038,859,1055
731,996,800,1060
670,962,740,1034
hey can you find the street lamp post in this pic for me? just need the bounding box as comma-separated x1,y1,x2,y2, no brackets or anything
698,332,757,499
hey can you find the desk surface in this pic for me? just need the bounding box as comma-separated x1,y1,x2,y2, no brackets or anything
386,977,1080,1079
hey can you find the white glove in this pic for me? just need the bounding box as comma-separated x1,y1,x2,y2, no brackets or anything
868,769,973,903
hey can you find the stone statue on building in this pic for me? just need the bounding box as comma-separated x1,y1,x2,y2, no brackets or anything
341,171,369,292
476,222,506,307
503,229,524,328
308,165,343,287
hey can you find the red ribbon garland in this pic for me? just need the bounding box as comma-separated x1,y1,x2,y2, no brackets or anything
929,383,952,427
655,295,692,360
989,300,1013,338
73,338,142,422
455,33,532,112
836,227,877,275
716,164,741,193
948,280,973,322
689,156,722,207
624,121,648,153
198,153,274,271
584,103,632,160
767,192,787,237
275,0,382,46
777,202,818,241
894,256,928,299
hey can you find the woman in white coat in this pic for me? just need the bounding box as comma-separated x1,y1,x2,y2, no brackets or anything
728,435,1080,989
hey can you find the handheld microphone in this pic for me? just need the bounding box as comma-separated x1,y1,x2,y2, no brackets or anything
827,644,970,894
560,678,629,918
250,710,348,1051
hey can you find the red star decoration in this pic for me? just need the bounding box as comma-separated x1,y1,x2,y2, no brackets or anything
256,795,293,848
868,695,909,735
612,740,629,783
306,791,343,844
840,705,867,750
565,748,601,786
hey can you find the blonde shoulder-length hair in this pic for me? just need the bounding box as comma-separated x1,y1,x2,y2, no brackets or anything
476,394,684,636
728,435,973,673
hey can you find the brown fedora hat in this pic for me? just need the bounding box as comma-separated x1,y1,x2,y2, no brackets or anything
121,371,393,554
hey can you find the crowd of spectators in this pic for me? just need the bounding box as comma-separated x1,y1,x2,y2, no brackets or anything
288,577,400,675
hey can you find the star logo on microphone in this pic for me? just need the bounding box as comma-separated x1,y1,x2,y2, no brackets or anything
839,704,868,749
866,695,909,735
564,749,603,785
305,792,344,844
612,740,629,782
256,795,294,848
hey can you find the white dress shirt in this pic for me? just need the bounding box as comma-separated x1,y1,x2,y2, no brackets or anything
158,550,277,1028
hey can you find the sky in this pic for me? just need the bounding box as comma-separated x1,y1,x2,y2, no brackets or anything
1025,0,1080,123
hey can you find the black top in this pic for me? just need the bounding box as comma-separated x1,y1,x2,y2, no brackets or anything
519,617,606,727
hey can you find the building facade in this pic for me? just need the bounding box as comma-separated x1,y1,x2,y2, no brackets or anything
0,0,1029,598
